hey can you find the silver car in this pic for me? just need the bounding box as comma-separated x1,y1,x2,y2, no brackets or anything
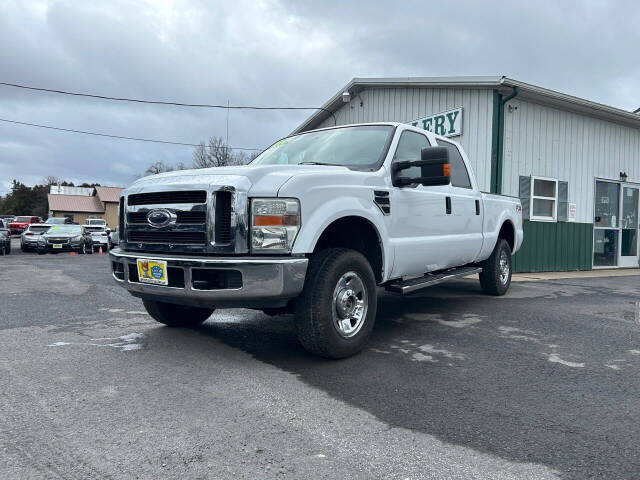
21,224,51,252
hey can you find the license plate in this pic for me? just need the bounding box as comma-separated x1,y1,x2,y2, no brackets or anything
136,259,168,286
53,244,63,249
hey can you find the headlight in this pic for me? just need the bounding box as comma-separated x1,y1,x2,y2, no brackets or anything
251,198,300,253
38,237,45,245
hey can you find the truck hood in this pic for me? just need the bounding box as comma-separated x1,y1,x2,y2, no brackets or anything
128,164,352,196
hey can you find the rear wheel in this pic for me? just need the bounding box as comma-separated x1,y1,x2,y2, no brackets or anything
295,248,377,359
479,239,512,296
142,299,215,327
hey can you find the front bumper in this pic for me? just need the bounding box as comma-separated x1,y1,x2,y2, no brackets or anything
109,248,308,309
38,242,81,252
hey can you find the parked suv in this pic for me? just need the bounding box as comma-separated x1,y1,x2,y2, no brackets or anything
84,225,110,252
21,224,51,252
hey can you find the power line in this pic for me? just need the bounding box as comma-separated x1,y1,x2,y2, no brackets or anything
0,117,262,151
0,81,337,124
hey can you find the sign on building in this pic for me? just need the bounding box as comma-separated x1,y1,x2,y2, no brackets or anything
409,107,463,137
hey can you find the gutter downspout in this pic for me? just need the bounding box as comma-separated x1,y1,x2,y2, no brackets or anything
490,85,519,194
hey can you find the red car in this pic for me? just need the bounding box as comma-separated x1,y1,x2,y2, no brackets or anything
8,216,43,235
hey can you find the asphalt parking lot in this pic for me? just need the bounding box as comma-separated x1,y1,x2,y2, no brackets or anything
1,237,640,479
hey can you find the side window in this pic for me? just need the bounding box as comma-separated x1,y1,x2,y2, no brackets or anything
393,131,430,181
437,140,471,188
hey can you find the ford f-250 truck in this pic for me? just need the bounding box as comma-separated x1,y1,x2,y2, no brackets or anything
110,123,523,358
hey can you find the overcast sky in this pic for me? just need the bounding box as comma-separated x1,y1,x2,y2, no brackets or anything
1,0,639,195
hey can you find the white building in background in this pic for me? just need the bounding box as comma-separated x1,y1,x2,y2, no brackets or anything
293,76,640,272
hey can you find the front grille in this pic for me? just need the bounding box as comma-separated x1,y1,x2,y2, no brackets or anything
128,190,207,206
127,211,206,224
48,238,69,244
121,187,242,253
128,231,206,244
215,191,232,244
119,197,125,233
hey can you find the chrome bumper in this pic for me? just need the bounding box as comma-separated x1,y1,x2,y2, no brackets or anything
108,248,308,308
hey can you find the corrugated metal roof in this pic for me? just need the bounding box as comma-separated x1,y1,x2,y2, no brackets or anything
47,194,104,213
293,75,640,133
95,186,124,203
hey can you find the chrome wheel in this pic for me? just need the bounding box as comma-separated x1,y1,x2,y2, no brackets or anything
499,250,510,284
332,271,368,338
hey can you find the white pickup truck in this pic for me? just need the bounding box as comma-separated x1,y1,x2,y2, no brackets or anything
110,123,523,358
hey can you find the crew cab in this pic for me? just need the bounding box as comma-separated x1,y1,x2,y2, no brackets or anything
110,123,523,358
9,216,43,235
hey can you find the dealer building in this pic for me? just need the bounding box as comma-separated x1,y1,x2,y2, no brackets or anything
294,76,640,272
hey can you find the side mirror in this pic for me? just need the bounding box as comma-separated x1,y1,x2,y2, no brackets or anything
392,146,451,187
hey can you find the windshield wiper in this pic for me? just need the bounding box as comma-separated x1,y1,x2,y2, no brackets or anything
299,161,344,167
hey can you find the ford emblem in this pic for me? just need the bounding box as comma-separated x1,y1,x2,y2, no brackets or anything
146,209,176,228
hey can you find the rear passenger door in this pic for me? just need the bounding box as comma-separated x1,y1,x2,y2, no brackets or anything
437,139,484,264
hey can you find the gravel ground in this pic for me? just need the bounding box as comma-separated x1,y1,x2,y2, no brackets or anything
1,237,640,479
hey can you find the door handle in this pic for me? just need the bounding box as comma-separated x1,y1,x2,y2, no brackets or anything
446,196,452,214
475,200,480,215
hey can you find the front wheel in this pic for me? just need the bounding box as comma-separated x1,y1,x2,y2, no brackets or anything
295,248,378,359
479,239,512,296
142,299,215,327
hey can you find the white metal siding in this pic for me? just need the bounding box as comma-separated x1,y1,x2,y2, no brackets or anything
502,98,640,223
314,87,495,191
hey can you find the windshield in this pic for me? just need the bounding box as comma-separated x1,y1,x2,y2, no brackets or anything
251,125,395,169
48,225,82,235
28,226,50,233
45,218,65,224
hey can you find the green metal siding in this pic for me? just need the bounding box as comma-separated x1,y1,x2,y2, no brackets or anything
513,221,593,272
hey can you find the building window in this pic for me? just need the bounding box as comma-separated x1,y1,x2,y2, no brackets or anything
530,176,558,222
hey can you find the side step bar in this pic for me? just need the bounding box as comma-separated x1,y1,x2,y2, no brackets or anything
385,267,482,294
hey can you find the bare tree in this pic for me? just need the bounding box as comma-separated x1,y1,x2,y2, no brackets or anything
42,175,61,186
145,161,174,175
192,137,243,169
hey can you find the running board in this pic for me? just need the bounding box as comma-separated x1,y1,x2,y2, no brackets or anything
385,267,482,294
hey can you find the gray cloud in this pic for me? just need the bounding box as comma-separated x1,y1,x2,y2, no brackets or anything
1,0,638,194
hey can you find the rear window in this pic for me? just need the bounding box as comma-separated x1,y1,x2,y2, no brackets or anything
29,226,50,233
15,216,32,222
85,227,104,232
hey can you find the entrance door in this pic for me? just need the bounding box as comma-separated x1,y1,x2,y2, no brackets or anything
593,181,620,267
619,186,639,267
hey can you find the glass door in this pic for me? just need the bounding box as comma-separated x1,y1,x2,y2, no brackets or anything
593,181,620,267
619,186,639,267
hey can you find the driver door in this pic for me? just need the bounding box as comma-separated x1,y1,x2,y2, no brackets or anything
388,130,454,277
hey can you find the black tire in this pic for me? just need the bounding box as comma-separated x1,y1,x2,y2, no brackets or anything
295,248,378,359
79,243,86,255
6,244,10,254
142,299,215,328
0,244,5,256
86,243,93,254
21,245,27,253
479,239,512,296
37,248,46,255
